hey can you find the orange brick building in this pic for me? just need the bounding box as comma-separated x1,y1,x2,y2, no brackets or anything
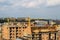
1,17,60,40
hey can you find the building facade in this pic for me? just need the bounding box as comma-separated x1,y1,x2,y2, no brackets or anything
1,18,60,40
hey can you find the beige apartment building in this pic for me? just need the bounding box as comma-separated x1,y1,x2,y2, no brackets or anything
1,18,60,40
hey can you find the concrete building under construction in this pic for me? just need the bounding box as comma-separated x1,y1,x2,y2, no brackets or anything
0,17,60,40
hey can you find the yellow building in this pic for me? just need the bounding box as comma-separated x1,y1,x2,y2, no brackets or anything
1,18,60,40
0,25,2,40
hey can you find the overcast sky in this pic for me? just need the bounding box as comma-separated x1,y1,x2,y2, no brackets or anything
0,0,60,19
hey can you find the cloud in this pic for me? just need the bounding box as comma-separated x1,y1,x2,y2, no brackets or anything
0,0,60,8
47,0,60,6
21,0,45,8
0,0,46,8
0,0,6,2
10,0,45,8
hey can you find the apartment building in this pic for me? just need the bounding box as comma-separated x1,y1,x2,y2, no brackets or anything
0,25,2,40
1,18,60,40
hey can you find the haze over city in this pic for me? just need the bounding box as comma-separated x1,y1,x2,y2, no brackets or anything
0,0,60,19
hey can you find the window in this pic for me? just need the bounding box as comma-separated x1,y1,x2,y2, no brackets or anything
16,30,18,32
13,36,14,38
10,33,12,35
19,27,21,29
13,27,14,29
23,30,24,31
10,30,12,32
16,33,18,35
25,27,27,28
23,27,24,28
13,31,14,32
10,36,12,38
19,30,21,31
16,27,18,29
10,28,12,30
16,36,18,38
19,33,21,34
13,33,14,35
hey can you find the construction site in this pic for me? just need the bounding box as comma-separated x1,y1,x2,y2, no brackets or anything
0,17,60,40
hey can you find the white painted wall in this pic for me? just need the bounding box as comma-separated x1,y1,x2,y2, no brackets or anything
16,38,22,40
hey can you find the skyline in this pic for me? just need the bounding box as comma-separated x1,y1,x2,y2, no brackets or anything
0,0,60,19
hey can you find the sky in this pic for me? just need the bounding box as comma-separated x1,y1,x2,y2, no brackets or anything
0,0,60,19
